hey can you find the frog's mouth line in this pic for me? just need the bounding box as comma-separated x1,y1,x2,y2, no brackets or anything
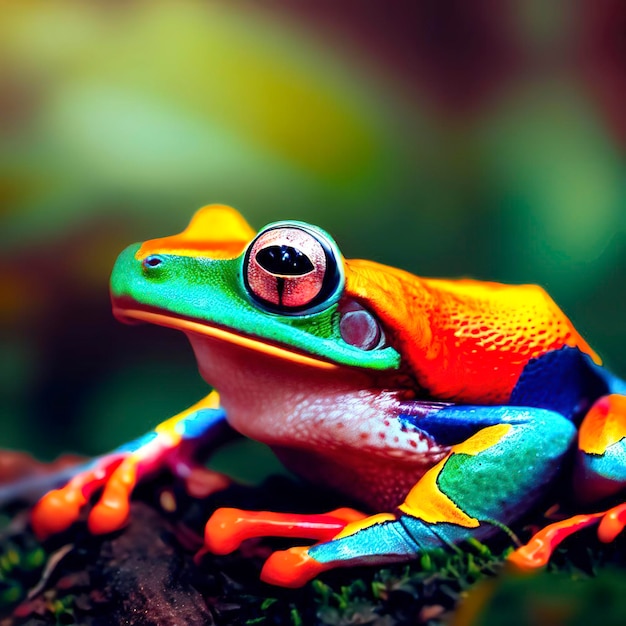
113,305,341,371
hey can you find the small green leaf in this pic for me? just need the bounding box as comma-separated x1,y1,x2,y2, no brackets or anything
290,606,303,626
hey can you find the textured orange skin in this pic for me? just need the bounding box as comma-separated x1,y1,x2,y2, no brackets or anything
344,259,599,404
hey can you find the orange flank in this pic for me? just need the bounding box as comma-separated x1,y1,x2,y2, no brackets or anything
399,424,511,526
136,205,255,261
579,395,626,455
344,260,599,404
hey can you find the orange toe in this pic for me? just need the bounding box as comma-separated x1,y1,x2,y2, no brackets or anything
31,488,87,540
261,546,329,588
508,512,604,570
87,495,130,535
598,503,626,543
203,508,251,555
507,536,552,570
203,507,363,556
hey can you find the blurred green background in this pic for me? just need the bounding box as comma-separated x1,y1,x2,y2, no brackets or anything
1,0,625,466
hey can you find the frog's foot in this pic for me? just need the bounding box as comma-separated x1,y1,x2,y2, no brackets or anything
197,507,372,585
199,508,442,587
32,433,178,539
508,502,626,569
31,452,127,539
31,394,230,540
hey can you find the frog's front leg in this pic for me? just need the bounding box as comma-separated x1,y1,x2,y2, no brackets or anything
31,390,232,539
201,405,576,587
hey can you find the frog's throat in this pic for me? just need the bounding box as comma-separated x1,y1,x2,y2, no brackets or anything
113,307,340,371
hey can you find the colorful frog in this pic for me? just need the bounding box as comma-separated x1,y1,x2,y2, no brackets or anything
31,205,626,587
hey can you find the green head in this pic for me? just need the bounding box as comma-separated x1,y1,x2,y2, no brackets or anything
110,205,401,372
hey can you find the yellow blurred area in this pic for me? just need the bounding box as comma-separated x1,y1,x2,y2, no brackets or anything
0,0,394,228
0,0,625,459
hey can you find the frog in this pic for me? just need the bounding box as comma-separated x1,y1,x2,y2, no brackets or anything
30,205,626,587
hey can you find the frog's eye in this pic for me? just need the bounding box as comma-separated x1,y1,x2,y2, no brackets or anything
244,225,342,314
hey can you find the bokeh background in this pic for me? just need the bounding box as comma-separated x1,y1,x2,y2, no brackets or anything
1,0,625,475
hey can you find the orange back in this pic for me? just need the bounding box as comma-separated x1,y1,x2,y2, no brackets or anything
344,259,599,403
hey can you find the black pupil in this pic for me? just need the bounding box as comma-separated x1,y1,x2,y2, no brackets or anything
256,245,314,276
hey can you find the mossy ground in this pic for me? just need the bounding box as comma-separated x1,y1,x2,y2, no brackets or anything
1,471,626,625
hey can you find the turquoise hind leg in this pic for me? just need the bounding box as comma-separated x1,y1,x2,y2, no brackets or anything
31,391,232,539
201,406,576,587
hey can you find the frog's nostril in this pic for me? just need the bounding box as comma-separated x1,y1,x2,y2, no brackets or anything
143,255,163,269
